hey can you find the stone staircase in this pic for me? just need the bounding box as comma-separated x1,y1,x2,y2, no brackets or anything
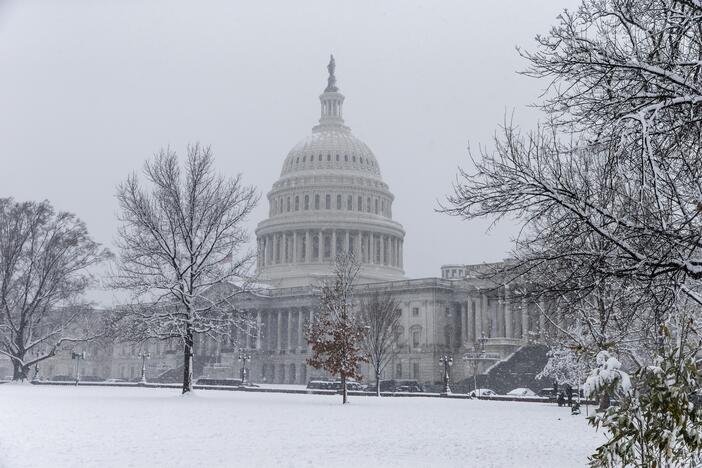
454,344,549,394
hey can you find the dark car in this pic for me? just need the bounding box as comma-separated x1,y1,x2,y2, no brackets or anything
306,380,362,391
195,378,243,386
366,379,424,393
51,375,75,382
80,375,106,382
539,388,558,399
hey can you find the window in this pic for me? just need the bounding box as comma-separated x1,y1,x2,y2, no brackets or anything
325,194,331,209
304,195,309,210
315,194,320,210
358,196,363,212
336,154,340,161
347,195,352,210
327,154,331,161
366,197,371,212
286,197,291,212
395,363,402,378
295,196,299,211
318,154,322,161
411,327,421,348
374,199,379,214
352,155,356,162
302,156,306,162
344,154,348,162
412,362,420,379
412,307,419,317
336,194,342,210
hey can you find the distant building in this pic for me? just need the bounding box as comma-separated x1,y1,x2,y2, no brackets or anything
12,58,551,387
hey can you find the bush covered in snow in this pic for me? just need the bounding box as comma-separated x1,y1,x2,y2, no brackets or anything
587,347,702,467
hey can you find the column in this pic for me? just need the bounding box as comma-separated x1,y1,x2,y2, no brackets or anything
355,232,361,260
344,230,350,254
369,234,374,264
273,233,279,264
318,230,323,263
297,309,304,350
287,310,293,351
474,298,482,339
481,293,489,337
331,230,337,259
380,235,385,265
276,311,283,351
255,311,262,349
399,240,403,269
292,231,297,263
463,302,469,341
305,231,311,263
504,286,512,339
539,299,546,339
521,298,529,340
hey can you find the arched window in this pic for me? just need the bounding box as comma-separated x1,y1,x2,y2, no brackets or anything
344,154,348,162
325,194,331,209
315,194,320,210
313,234,320,259
295,196,300,211
347,195,353,210
286,197,291,212
336,194,342,210
352,155,356,162
318,154,322,161
304,195,309,210
358,196,363,212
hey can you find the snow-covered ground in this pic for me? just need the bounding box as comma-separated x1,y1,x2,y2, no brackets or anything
0,385,605,468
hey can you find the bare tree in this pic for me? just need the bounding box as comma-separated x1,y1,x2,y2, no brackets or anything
113,144,258,394
306,252,367,404
359,292,400,396
0,198,111,380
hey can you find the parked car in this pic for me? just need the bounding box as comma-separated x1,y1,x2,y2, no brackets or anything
195,378,243,387
507,387,537,397
469,388,497,397
538,387,558,399
366,379,424,393
80,375,105,382
306,380,363,391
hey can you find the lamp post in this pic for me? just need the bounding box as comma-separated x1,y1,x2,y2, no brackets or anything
138,352,151,384
238,350,252,385
71,351,85,386
439,354,453,394
463,332,488,395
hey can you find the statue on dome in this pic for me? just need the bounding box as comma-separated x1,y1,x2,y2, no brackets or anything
325,54,338,92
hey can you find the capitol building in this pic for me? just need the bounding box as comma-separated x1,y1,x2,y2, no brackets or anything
9,58,551,387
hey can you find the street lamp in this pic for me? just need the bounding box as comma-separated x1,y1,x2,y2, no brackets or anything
439,354,453,394
238,350,253,385
463,332,488,395
71,351,85,386
138,352,151,384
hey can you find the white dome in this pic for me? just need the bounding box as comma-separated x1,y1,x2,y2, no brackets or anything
255,56,405,288
281,127,382,178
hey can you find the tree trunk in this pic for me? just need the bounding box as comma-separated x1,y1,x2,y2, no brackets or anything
598,392,610,412
12,359,28,381
341,373,347,404
375,368,381,397
182,324,194,394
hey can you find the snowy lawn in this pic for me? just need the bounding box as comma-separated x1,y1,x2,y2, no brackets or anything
0,385,605,468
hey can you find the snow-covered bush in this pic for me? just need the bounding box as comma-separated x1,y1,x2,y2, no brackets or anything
537,347,590,387
583,351,631,401
588,347,702,467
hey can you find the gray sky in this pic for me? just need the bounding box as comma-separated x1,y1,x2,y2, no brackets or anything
0,0,580,305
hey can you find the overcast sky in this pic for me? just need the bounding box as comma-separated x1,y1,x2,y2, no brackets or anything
0,0,580,305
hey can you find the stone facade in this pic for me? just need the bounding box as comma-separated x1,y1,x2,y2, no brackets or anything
1,58,550,387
